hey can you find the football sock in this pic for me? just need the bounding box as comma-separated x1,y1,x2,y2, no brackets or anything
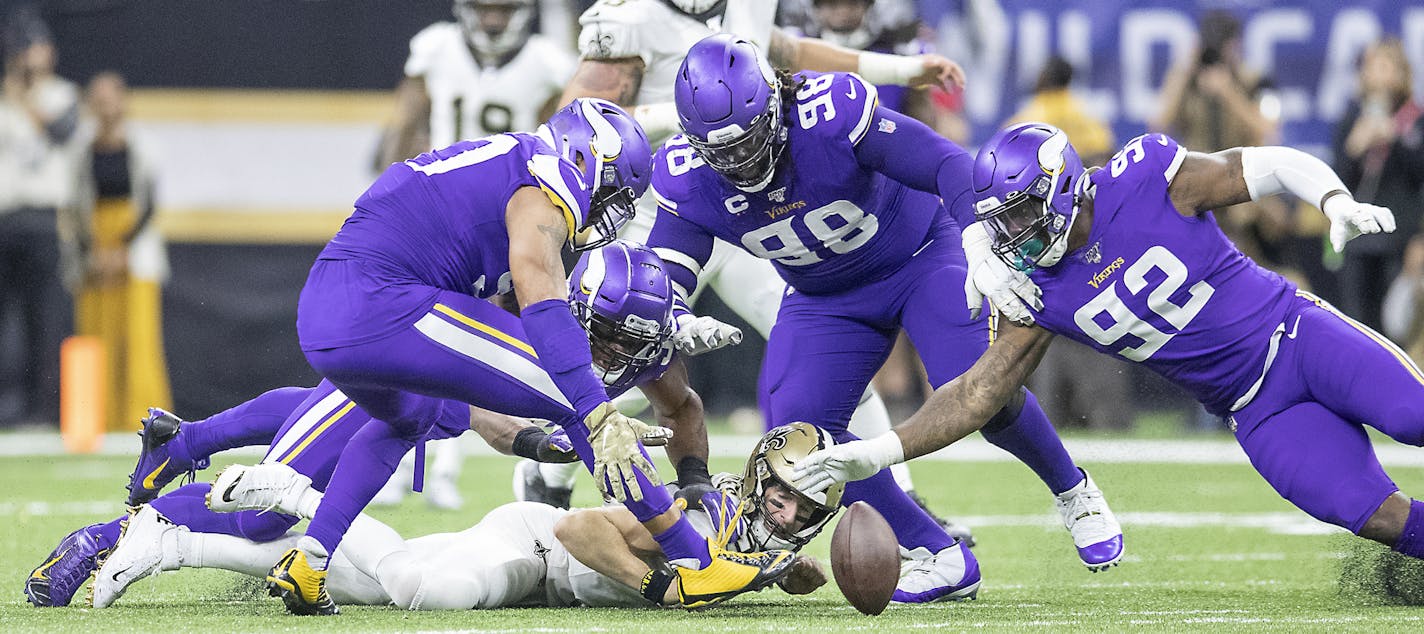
652,517,712,569
980,389,1084,495
96,517,124,547
148,483,298,541
1393,499,1424,559
539,461,582,489
180,386,311,461
305,420,416,560
298,535,331,570
843,466,954,553
183,532,299,577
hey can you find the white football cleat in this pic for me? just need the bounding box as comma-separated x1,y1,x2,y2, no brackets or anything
206,462,314,517
1055,469,1124,571
892,541,981,603
89,505,182,608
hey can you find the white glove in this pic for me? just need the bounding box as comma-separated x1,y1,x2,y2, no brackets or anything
583,402,672,502
1324,195,1396,252
791,432,905,495
962,221,1042,326
672,314,743,356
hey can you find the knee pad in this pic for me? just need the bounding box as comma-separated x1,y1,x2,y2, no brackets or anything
981,387,1028,434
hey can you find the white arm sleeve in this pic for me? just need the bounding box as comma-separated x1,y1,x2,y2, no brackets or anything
1239,146,1349,209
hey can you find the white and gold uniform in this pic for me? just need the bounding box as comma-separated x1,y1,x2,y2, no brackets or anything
406,23,576,146
323,502,644,609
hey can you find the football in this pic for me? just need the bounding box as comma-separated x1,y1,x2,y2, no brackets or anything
830,501,899,616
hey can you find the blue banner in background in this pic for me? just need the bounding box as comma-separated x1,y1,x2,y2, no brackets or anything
918,1,1424,154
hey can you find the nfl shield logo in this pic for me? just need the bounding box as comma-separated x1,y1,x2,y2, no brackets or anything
1084,242,1102,264
768,187,787,203
877,118,896,133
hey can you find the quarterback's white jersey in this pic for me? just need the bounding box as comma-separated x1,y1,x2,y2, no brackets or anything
576,0,774,135
406,23,576,148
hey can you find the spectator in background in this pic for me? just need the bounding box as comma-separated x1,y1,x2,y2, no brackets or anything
76,71,172,431
0,6,83,426
1153,10,1291,273
1333,38,1424,332
1004,56,1133,430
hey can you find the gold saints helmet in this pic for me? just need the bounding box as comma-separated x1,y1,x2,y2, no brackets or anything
738,422,845,550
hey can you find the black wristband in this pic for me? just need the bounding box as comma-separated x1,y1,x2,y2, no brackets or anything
1319,188,1350,212
511,427,546,461
640,566,676,605
675,456,712,486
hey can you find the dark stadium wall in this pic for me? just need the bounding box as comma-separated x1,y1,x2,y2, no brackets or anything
39,0,453,89
162,243,322,417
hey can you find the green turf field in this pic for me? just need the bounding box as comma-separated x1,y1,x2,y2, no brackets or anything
4,449,1423,632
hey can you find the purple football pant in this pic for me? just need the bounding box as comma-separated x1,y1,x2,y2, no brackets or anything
151,381,467,542
1231,291,1424,534
300,284,674,554
761,224,1079,553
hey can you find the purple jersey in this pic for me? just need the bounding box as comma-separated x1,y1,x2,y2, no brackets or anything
323,133,589,300
1027,133,1296,415
648,72,951,296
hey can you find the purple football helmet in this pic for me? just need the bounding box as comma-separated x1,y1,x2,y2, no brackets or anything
542,98,652,250
675,34,787,191
972,122,1085,271
568,240,676,392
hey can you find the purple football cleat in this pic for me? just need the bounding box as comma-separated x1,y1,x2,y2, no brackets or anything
125,408,209,506
892,541,982,603
25,523,116,607
1055,470,1124,571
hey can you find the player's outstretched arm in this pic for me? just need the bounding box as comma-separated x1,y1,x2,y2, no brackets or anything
642,358,712,485
794,323,1053,491
508,187,663,502
1169,146,1395,251
555,507,677,604
766,28,966,92
467,406,580,463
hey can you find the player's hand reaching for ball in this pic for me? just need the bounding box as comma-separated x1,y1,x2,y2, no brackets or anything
793,432,905,494
777,556,828,595
584,402,672,502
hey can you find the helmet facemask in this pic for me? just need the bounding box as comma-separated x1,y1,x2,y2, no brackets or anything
574,301,672,391
978,173,1073,272
685,89,787,192
737,423,843,551
454,0,533,65
567,99,640,251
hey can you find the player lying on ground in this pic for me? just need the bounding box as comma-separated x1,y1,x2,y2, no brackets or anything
642,35,1124,603
274,99,793,616
39,424,839,610
23,390,573,608
28,241,790,610
795,123,1424,560
534,0,974,547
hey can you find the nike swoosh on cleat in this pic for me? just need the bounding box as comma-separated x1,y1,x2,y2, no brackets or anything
222,478,242,503
31,549,68,580
142,458,171,490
